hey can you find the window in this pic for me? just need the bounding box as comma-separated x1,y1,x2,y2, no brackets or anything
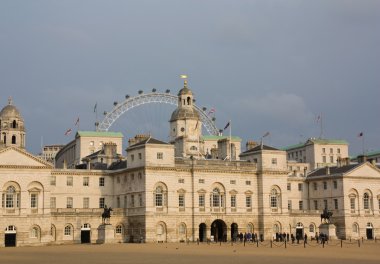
212,188,221,207
64,225,72,236
130,195,135,207
246,196,252,208
378,199,380,210
50,197,56,209
99,177,105,187
330,156,334,163
314,200,318,210
138,153,142,160
323,200,328,209
179,223,186,235
271,158,277,165
199,179,205,184
330,148,333,154
231,195,236,208
309,224,315,233
178,178,185,184
190,146,197,151
230,180,236,185
352,223,358,233
99,197,105,208
334,199,338,210
199,194,205,207
157,152,163,159
138,173,142,179
67,176,73,186
83,177,89,186
124,196,127,208
131,154,134,161
287,183,291,191
363,193,370,210
298,183,303,191
117,196,120,208
333,181,337,189
270,189,277,208
337,148,341,154
323,181,327,190
66,197,73,208
313,182,317,191
31,227,38,238
139,194,143,207
5,186,18,208
288,200,292,210
350,197,356,210
83,197,89,209
179,194,185,207
322,148,326,154
246,181,251,185
322,156,326,163
30,193,37,208
155,187,163,207
116,225,122,234
299,201,303,210
50,176,56,186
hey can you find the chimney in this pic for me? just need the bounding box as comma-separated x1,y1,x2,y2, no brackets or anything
357,155,367,163
246,140,258,151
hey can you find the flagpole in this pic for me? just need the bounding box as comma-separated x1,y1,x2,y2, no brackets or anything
362,134,365,156
229,120,232,161
319,113,323,139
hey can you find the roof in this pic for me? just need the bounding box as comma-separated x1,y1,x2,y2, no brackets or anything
202,135,242,141
108,160,127,170
0,104,22,119
76,131,123,138
282,138,349,151
170,107,200,121
307,164,359,178
240,144,280,154
128,137,169,148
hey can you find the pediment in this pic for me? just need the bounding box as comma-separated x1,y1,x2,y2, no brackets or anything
345,163,380,178
0,147,52,168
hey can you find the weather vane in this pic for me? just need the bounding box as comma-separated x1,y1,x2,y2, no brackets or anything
180,74,188,88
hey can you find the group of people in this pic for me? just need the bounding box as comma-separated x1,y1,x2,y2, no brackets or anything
232,232,260,243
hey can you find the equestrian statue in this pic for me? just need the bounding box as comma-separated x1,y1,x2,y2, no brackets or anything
320,208,333,223
101,205,113,224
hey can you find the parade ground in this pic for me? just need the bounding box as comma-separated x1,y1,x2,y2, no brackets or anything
1,242,380,264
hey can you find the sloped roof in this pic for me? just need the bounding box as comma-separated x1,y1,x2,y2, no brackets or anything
76,131,123,138
202,135,242,141
282,138,349,151
307,164,359,178
240,144,280,154
129,137,169,148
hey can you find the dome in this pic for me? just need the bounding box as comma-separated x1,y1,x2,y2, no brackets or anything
0,102,22,120
177,87,193,96
170,107,200,122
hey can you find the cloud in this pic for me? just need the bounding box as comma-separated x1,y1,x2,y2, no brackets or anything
234,92,314,125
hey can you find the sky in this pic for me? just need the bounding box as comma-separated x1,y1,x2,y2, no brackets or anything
0,0,379,156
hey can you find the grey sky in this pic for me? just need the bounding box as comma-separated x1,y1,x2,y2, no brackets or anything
1,0,379,156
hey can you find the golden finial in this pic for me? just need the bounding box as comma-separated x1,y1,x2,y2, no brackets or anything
180,74,188,88
8,96,13,105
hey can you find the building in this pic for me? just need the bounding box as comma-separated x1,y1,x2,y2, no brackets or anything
0,83,379,247
37,145,65,165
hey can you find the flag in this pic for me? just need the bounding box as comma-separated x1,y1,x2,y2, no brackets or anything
94,103,97,113
208,108,216,115
358,132,363,137
224,121,230,130
75,117,80,126
64,128,72,136
263,132,270,138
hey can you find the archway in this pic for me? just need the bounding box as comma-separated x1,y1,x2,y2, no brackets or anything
231,223,238,242
366,223,373,240
199,223,207,242
5,225,17,247
81,223,91,243
296,222,304,240
211,220,227,242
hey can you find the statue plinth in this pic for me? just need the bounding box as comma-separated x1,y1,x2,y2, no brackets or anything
319,223,337,240
97,224,117,244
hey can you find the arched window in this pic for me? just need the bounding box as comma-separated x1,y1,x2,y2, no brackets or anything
309,224,315,233
364,193,370,210
5,186,16,208
155,186,163,207
12,120,17,128
11,135,16,144
352,223,358,233
270,189,278,208
187,97,191,105
157,224,164,235
367,222,373,228
273,223,280,233
212,188,221,207
64,225,72,236
115,225,123,234
179,223,186,235
30,227,39,238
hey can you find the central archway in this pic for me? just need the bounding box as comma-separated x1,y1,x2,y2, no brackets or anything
211,219,227,242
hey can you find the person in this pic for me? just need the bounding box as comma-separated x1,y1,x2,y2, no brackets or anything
291,234,295,244
316,232,319,243
304,233,308,244
286,233,290,242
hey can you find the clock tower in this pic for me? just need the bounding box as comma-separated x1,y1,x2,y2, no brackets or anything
0,97,26,149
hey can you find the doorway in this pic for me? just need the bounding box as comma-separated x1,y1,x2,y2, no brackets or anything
81,224,91,243
199,223,207,242
211,219,227,242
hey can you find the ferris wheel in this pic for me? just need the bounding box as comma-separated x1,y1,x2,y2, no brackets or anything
96,91,220,136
